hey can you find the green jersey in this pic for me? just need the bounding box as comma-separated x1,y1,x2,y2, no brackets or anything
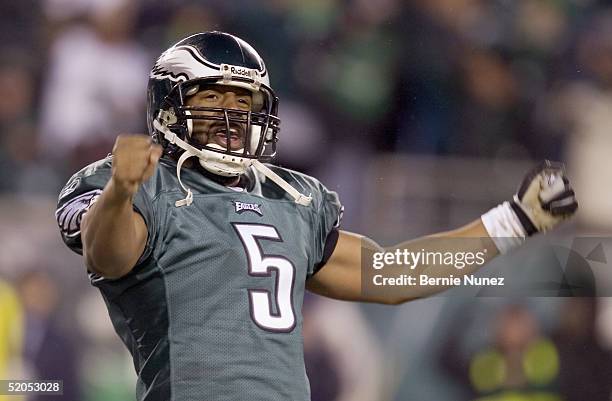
56,157,342,401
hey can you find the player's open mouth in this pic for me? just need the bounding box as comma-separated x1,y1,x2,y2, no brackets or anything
211,126,244,150
192,125,245,151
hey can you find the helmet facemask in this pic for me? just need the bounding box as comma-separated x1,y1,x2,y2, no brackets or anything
157,75,280,177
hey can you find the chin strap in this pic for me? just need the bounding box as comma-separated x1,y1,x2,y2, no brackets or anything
153,119,312,207
251,161,312,206
174,151,194,207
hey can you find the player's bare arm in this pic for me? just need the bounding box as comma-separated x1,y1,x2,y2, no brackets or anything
81,135,162,279
307,161,578,303
306,221,496,304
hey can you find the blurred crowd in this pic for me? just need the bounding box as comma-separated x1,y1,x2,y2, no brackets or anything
2,0,612,400
0,0,611,196
439,299,612,401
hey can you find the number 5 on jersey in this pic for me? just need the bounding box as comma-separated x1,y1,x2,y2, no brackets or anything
232,223,296,333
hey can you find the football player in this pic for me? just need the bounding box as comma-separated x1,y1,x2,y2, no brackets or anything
55,32,577,401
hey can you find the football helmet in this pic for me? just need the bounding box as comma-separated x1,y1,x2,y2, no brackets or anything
147,32,310,207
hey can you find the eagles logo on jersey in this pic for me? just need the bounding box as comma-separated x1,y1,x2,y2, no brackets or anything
55,189,101,239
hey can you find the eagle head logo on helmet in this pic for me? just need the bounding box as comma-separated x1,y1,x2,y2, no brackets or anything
146,31,280,178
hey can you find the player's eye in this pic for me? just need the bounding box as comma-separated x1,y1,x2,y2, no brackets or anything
238,98,251,108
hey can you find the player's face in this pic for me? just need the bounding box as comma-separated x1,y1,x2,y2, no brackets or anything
185,85,253,151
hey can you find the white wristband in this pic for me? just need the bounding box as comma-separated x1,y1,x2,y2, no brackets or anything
481,201,527,254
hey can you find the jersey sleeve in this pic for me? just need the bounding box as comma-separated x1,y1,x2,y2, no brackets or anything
310,183,344,277
55,157,156,264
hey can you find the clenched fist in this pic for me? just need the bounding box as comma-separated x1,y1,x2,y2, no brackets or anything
511,160,578,234
111,134,163,198
481,160,578,254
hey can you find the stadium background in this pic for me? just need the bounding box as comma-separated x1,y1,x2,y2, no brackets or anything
1,0,612,400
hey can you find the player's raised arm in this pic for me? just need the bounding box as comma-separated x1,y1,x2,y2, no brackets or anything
306,161,578,304
81,134,162,279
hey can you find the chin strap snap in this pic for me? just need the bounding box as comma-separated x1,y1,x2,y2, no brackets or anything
153,118,312,208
